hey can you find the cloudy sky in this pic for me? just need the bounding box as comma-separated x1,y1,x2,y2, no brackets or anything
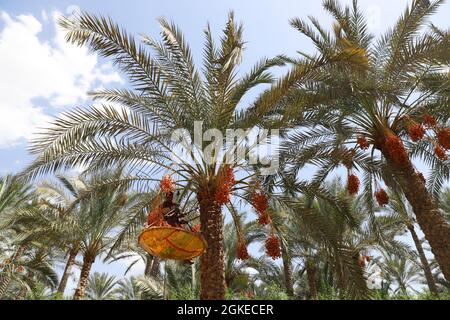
1,0,449,294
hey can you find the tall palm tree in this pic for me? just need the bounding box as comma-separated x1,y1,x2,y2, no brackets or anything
20,7,362,298
86,272,118,300
69,170,129,299
280,0,450,281
36,175,88,296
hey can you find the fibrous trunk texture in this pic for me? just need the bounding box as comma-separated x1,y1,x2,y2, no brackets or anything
306,260,318,300
144,253,153,277
198,190,225,300
281,242,294,297
150,257,160,277
57,247,78,295
386,155,450,283
73,255,94,300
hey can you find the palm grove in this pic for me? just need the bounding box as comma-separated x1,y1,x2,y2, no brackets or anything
0,0,449,300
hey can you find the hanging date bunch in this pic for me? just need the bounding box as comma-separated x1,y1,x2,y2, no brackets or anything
382,133,409,167
16,265,25,274
347,170,360,195
374,188,389,206
215,165,235,205
435,145,448,161
160,174,176,194
407,122,425,142
147,206,165,227
433,127,449,161
436,128,450,151
433,127,449,160
251,187,271,225
423,113,437,128
236,235,250,260
357,136,370,150
265,231,281,260
415,113,449,161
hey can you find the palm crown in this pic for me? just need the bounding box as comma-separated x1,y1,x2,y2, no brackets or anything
13,0,450,300
275,0,450,283
283,0,449,195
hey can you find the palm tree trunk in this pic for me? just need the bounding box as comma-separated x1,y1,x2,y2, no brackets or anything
144,254,153,277
57,247,78,295
73,255,94,300
407,224,439,295
150,257,160,277
198,191,225,300
281,241,294,297
0,245,27,298
306,260,318,300
144,253,160,278
386,157,450,282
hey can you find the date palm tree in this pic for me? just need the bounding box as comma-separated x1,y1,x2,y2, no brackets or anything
70,170,129,299
36,175,88,296
280,0,450,281
21,9,361,299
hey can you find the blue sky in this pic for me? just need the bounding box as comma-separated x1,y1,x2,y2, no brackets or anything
1,0,449,296
1,0,449,172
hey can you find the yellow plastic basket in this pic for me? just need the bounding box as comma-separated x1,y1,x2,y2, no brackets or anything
138,226,207,260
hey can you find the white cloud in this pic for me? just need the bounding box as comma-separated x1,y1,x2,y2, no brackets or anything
0,9,121,149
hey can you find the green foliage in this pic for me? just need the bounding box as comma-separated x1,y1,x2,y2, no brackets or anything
254,282,290,300
1,0,449,301
86,272,118,300
168,284,198,300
